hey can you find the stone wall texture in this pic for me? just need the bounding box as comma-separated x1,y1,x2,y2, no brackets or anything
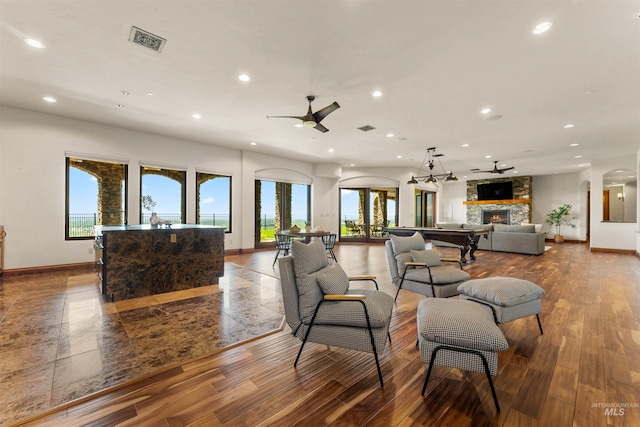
465,176,532,224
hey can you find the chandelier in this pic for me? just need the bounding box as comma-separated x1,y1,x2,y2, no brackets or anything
407,147,458,184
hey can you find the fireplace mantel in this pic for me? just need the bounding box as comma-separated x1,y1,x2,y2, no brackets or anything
463,198,531,206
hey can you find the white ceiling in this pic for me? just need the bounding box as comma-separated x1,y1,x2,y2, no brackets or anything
1,0,639,181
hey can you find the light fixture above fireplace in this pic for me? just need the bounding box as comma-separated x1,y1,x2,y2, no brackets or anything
407,147,458,184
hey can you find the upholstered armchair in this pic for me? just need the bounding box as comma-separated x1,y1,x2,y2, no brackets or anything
385,232,470,300
278,238,394,387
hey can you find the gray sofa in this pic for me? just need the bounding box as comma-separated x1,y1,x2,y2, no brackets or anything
433,223,545,255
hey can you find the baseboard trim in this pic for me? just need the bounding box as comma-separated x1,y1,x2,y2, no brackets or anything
590,247,636,255
2,262,94,277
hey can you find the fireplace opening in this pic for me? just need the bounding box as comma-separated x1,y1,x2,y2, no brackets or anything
483,209,510,224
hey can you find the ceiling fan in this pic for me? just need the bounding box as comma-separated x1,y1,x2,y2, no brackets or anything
267,95,340,133
471,161,515,174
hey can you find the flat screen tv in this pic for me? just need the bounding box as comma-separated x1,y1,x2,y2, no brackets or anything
477,181,513,201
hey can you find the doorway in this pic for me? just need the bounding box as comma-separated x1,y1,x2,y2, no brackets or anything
340,187,398,242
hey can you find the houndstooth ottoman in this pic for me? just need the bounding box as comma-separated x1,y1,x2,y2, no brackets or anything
417,298,509,411
457,276,545,334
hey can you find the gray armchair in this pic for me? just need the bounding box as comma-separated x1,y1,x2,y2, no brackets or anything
278,238,394,387
385,232,470,300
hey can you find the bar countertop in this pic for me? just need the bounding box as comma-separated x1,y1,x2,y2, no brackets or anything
96,224,226,233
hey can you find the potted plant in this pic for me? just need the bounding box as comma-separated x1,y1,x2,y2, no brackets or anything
545,204,576,243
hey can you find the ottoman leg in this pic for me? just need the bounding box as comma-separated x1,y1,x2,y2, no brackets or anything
536,314,544,335
421,345,501,412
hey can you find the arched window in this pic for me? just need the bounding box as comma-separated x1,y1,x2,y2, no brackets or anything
140,166,186,224
66,157,128,239
196,172,231,231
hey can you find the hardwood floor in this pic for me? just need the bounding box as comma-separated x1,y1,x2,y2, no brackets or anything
7,242,640,426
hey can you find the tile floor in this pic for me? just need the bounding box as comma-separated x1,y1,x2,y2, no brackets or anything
0,262,284,425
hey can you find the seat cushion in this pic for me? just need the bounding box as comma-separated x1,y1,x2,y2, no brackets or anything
404,265,470,285
410,249,442,267
311,289,394,328
493,224,536,233
317,265,349,295
457,277,545,307
291,238,328,277
417,298,509,352
389,232,425,254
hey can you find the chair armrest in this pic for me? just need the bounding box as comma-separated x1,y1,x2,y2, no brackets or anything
324,294,366,301
405,261,427,267
348,275,379,290
348,275,376,281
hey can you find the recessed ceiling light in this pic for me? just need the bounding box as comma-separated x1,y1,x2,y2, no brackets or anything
42,96,57,103
563,124,575,129
462,143,470,147
532,21,553,34
485,155,492,159
372,90,383,98
146,92,153,96
512,170,519,174
192,113,202,119
294,123,303,128
250,142,257,146
386,133,394,138
480,108,492,114
570,143,579,147
396,155,402,159
238,74,251,82
500,164,507,167
328,148,334,153
120,91,131,96
615,170,623,173
350,163,355,167
24,38,45,48
574,155,582,158
628,175,635,178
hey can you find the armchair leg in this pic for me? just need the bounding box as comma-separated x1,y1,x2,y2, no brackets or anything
421,345,501,412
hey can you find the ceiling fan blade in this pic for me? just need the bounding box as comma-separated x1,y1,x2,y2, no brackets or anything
501,166,515,172
313,102,340,123
471,169,492,173
266,115,304,121
313,123,329,133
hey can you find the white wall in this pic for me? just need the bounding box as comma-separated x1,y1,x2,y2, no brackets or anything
438,181,467,223
0,107,243,268
532,174,582,240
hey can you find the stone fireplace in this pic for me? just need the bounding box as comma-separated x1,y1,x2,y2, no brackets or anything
483,209,510,224
464,176,532,224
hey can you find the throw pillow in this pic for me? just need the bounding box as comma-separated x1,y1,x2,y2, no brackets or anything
291,238,328,277
389,232,425,255
410,249,442,267
317,265,350,294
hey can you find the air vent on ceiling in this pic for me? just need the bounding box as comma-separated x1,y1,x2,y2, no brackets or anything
357,125,377,132
128,26,166,53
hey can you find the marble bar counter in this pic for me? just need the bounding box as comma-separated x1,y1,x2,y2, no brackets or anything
95,224,225,301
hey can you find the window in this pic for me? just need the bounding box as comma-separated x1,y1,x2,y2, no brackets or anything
255,180,310,244
340,187,397,241
196,172,231,231
415,189,435,227
66,157,128,239
140,166,186,224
